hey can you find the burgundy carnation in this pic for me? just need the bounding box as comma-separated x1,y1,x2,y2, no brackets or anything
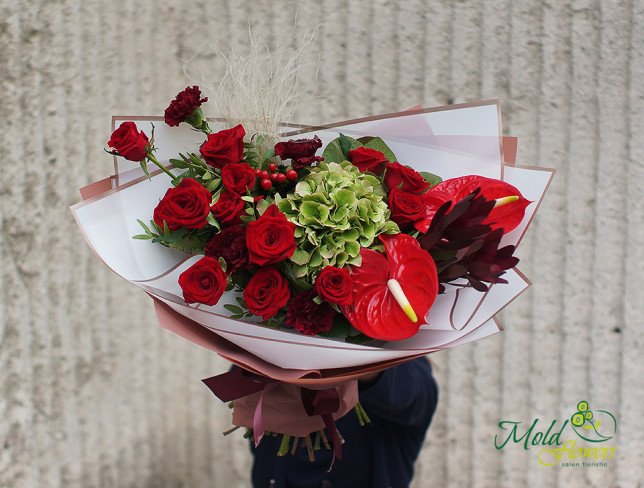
274,136,323,168
285,290,335,336
204,225,249,274
292,155,323,170
164,85,208,127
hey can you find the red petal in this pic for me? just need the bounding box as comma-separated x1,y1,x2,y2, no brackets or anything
341,235,439,341
431,175,531,233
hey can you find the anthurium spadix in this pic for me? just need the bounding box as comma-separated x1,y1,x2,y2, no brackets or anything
341,234,439,341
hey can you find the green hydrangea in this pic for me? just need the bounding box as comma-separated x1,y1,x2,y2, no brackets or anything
277,161,399,278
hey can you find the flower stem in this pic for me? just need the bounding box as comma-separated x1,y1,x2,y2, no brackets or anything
147,152,176,180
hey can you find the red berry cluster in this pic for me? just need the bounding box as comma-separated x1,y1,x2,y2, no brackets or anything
255,163,298,190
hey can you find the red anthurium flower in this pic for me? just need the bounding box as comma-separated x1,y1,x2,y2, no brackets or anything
341,234,438,341
428,175,531,233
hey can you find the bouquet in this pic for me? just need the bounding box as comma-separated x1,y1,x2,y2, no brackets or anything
72,86,553,464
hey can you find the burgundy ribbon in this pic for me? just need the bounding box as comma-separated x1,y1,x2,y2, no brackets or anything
202,366,275,402
301,387,343,465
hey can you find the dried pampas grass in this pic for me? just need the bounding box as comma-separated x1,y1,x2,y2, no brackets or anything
183,27,318,144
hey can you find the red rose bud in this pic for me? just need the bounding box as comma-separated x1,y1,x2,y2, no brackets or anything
268,163,277,172
314,266,353,305
243,267,291,320
164,85,209,130
429,175,531,233
107,121,150,162
286,291,335,336
276,173,287,184
285,169,298,181
204,225,249,275
260,179,272,190
200,124,245,169
384,161,431,195
211,191,245,226
221,162,256,194
246,205,296,266
270,172,280,182
153,178,212,231
178,256,227,306
348,147,388,175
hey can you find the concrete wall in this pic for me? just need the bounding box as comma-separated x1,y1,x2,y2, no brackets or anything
0,1,641,487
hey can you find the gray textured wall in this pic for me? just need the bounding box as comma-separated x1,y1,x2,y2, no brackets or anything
1,1,642,487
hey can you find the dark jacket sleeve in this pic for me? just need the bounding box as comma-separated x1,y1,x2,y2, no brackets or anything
358,357,439,429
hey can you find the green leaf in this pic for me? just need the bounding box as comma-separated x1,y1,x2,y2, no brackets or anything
140,159,151,178
169,158,189,169
137,219,152,234
420,171,442,188
363,136,397,162
241,195,255,203
290,248,311,265
224,304,244,315
132,234,152,240
206,178,220,192
206,213,220,230
322,135,362,163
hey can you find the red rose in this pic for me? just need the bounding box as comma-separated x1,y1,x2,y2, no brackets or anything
164,85,208,128
388,188,426,229
153,178,212,231
200,124,245,168
275,135,322,160
314,266,353,305
348,147,388,175
243,267,291,320
204,225,249,274
178,256,227,306
221,162,256,194
384,161,431,194
107,121,150,162
246,205,296,266
286,291,335,336
429,175,531,233
211,191,245,226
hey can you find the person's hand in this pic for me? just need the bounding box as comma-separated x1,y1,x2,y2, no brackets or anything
357,370,382,387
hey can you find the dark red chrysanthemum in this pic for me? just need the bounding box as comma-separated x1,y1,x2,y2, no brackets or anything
274,136,323,168
164,86,208,127
285,291,335,336
204,225,249,274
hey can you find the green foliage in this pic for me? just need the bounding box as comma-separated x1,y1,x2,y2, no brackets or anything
322,134,362,163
